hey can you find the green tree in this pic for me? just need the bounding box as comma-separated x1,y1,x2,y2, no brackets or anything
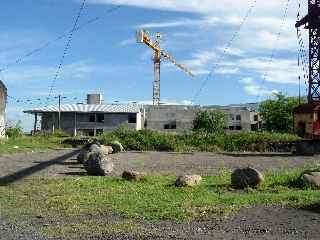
258,93,305,133
193,110,227,134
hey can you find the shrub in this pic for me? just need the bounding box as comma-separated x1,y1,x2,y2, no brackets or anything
6,121,23,139
193,111,227,134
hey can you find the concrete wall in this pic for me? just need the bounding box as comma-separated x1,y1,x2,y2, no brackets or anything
144,105,198,133
144,105,260,132
41,112,139,136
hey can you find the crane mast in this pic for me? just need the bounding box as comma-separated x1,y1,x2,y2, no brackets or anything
296,0,320,102
137,30,194,105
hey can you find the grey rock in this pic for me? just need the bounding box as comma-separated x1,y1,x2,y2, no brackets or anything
110,141,124,153
101,145,113,155
231,167,264,189
89,144,101,152
122,171,145,181
301,171,320,188
175,175,202,187
77,149,92,164
84,151,114,176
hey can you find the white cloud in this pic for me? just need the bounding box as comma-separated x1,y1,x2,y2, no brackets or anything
87,0,286,17
237,57,298,84
217,47,246,57
4,61,114,84
119,38,136,46
136,17,221,29
214,67,240,75
239,77,279,96
244,84,279,96
239,77,254,84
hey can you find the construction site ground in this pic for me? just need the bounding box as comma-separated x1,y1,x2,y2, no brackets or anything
1,149,320,240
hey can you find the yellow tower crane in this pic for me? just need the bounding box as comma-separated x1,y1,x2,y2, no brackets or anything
136,30,194,105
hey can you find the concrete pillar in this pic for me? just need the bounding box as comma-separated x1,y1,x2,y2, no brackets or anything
74,112,77,137
52,113,55,133
33,113,38,134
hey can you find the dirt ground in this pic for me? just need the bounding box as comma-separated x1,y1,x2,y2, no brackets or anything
1,149,320,239
1,149,320,179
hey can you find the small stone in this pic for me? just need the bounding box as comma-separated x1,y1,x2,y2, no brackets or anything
301,171,320,188
122,171,145,181
100,145,113,155
175,175,202,187
110,141,124,153
84,151,114,176
231,167,264,189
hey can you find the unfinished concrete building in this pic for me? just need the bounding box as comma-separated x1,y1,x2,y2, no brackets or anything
0,81,7,137
144,104,261,132
24,94,143,136
24,93,261,135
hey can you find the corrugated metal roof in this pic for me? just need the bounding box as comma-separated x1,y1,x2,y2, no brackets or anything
24,104,142,114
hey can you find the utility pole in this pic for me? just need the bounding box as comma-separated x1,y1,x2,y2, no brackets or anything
58,95,61,130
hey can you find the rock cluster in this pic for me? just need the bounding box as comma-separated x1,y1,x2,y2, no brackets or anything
77,143,116,176
175,175,202,187
231,167,264,189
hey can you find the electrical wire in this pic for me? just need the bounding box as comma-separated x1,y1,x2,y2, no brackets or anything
255,0,291,102
47,0,87,102
0,5,122,74
192,0,258,103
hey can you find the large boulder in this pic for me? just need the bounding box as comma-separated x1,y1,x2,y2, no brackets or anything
175,175,202,187
231,167,264,189
122,171,145,182
77,144,102,164
110,141,124,153
84,151,114,176
301,171,320,188
89,144,101,152
77,149,92,164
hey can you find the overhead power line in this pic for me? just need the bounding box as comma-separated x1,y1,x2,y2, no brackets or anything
256,0,291,101
192,0,258,103
0,5,122,74
47,0,88,100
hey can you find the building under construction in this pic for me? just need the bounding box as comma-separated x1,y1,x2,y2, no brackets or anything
24,94,261,136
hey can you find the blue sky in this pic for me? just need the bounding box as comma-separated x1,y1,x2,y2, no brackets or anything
0,0,308,130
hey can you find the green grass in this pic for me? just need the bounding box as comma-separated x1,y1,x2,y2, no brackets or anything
0,167,319,224
0,135,68,154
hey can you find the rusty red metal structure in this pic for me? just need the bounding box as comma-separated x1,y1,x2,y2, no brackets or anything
296,0,320,102
294,0,320,139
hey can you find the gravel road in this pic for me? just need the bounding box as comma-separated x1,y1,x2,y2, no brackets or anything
1,149,320,239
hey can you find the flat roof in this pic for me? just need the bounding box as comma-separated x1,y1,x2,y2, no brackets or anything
24,104,142,114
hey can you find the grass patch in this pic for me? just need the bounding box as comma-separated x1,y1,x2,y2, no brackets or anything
1,167,319,224
0,135,69,154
